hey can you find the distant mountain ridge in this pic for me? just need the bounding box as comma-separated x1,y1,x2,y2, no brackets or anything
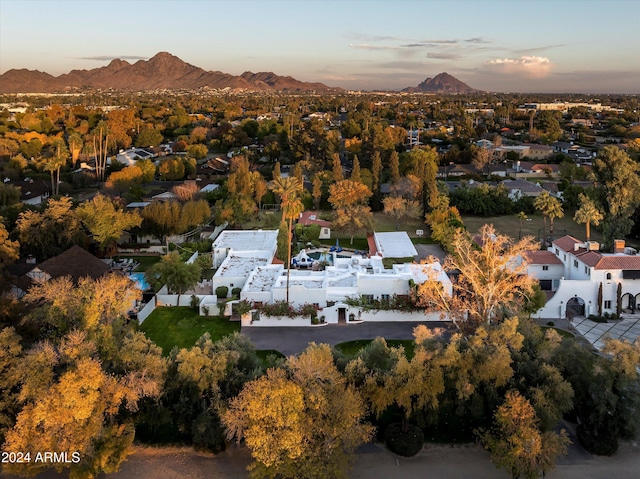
0,52,342,93
402,72,478,93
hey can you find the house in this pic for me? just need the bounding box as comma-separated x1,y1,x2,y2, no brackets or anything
8,178,51,205
209,229,451,321
522,250,564,292
531,236,640,319
502,179,546,200
10,245,111,298
521,144,554,160
372,231,417,259
530,164,559,175
298,211,331,240
113,147,156,166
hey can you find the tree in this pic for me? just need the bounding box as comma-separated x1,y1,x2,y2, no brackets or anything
331,152,343,181
328,179,373,244
0,219,19,272
276,220,289,262
573,193,603,242
224,344,373,479
105,165,143,196
389,151,400,184
3,327,166,479
16,197,85,260
416,225,538,328
480,390,570,479
270,176,303,303
472,146,492,177
351,155,361,182
383,196,421,230
534,191,563,243
348,335,444,434
159,157,185,181
589,146,640,249
424,193,464,252
89,122,111,182
43,140,68,196
77,194,142,255
135,128,163,147
408,146,439,213
312,174,323,210
187,144,208,160
145,251,200,302
136,158,156,183
0,327,22,446
517,211,528,240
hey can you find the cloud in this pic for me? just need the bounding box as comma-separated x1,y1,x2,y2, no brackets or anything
427,52,462,60
514,44,565,54
418,39,458,44
465,37,491,43
487,56,552,78
349,43,400,51
78,55,147,61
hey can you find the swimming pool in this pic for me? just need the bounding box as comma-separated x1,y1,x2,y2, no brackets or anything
129,272,150,291
308,251,333,264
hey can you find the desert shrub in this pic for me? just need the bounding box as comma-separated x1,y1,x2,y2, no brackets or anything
384,423,424,457
577,424,618,456
215,286,228,298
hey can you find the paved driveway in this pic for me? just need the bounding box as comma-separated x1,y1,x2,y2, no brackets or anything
242,321,453,356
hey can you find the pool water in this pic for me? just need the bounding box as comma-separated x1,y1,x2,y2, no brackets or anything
129,272,150,291
307,251,333,264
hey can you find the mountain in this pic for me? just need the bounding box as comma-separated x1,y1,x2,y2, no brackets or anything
0,52,341,93
402,72,477,94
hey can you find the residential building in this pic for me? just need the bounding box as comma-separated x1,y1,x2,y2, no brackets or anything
531,236,640,319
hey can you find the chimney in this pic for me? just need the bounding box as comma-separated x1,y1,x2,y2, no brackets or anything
614,239,625,254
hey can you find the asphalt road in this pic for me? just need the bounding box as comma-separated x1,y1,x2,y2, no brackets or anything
242,321,453,356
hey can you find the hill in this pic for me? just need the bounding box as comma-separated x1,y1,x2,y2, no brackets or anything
402,72,478,93
0,52,341,93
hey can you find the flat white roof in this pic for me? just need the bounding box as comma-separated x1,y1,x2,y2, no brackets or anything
374,231,418,258
215,255,269,279
243,265,283,293
213,230,278,253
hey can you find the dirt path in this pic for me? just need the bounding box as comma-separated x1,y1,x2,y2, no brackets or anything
4,439,639,479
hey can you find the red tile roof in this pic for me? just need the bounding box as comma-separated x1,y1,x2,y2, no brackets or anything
553,235,582,252
523,250,563,265
298,211,331,228
593,256,640,270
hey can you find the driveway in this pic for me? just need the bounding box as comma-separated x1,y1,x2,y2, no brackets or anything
242,321,453,356
414,244,447,263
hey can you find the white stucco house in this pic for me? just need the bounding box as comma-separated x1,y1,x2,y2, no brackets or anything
530,236,640,319
210,229,451,324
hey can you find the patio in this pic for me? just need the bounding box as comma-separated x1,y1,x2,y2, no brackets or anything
571,315,640,350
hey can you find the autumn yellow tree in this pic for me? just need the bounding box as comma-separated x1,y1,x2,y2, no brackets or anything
105,165,144,196
416,225,537,329
328,179,373,244
77,194,142,255
224,344,373,479
480,390,570,479
383,196,421,230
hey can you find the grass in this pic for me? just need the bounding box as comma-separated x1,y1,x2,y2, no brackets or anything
372,211,425,237
461,213,603,244
334,339,415,359
139,306,240,355
320,237,369,251
126,255,162,272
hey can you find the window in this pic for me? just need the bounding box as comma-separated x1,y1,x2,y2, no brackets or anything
381,294,390,303
564,254,566,261
606,273,612,280
362,294,374,304
573,260,578,268
604,300,612,309
555,248,559,255
585,266,588,274
542,265,549,271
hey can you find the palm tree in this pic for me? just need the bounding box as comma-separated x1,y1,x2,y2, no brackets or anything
535,191,564,244
270,176,303,303
517,211,528,240
574,193,603,242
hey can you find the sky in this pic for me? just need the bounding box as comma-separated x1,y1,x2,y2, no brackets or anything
1,0,639,93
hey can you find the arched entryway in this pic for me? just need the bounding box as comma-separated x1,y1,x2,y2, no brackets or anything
566,297,585,319
622,293,636,313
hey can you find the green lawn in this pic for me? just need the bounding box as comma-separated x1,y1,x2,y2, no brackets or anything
372,211,425,236
461,213,603,244
320,237,369,251
127,255,162,272
139,306,240,355
334,339,415,359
